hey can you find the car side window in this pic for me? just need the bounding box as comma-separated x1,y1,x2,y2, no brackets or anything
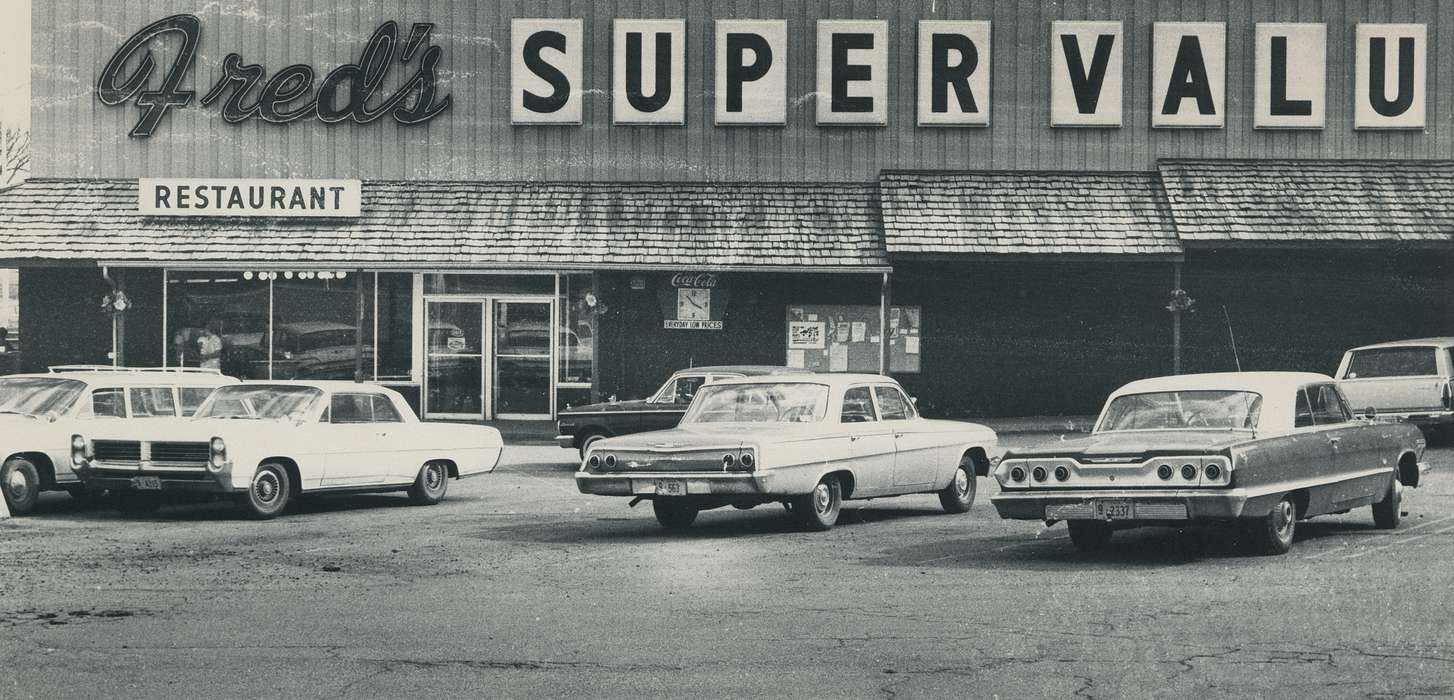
330,393,374,423
178,387,218,417
1294,389,1315,428
91,387,127,418
371,395,403,423
1308,384,1350,425
128,387,178,417
841,386,877,423
874,386,914,421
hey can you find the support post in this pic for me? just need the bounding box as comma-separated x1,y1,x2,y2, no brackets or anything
354,269,366,382
1172,262,1183,375
879,272,891,376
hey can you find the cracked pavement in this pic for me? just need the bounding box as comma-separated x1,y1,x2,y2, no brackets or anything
2,438,1452,698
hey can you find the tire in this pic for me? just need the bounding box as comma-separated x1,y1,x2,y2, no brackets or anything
792,476,842,531
578,432,608,460
1067,520,1113,551
1249,495,1297,555
1,457,41,516
652,499,698,530
236,462,290,520
1373,473,1402,530
938,462,977,514
407,461,450,505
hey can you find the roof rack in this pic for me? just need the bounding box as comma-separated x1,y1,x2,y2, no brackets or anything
47,365,225,375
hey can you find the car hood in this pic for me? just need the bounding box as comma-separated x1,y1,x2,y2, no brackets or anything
1006,430,1250,459
559,399,660,415
597,422,819,450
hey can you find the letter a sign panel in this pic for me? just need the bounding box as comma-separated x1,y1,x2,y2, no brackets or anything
1151,23,1226,128
1355,24,1426,129
1050,21,1123,127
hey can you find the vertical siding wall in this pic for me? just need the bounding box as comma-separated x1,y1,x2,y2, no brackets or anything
31,0,1454,181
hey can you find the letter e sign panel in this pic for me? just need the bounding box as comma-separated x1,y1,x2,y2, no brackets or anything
817,20,888,125
1152,23,1225,128
715,20,787,125
1355,24,1426,129
917,21,991,127
614,20,686,124
1050,21,1123,127
512,19,584,125
1254,23,1325,129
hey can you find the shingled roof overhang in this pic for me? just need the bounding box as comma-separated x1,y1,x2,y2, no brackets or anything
0,179,891,273
1158,159,1454,248
879,170,1184,261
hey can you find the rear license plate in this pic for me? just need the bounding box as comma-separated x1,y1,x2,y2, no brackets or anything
654,479,686,496
132,476,162,491
1093,499,1133,520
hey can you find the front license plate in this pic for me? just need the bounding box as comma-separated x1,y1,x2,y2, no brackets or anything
132,476,162,491
654,479,686,496
1093,499,1133,520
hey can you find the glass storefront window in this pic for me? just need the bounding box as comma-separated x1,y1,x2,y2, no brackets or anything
166,271,272,378
271,275,374,380
424,273,554,296
375,273,413,380
558,273,595,387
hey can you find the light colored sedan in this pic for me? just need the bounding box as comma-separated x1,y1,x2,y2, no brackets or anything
576,374,998,531
74,381,502,519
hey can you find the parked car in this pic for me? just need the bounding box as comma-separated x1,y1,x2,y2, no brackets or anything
0,366,239,515
556,365,806,457
990,372,1429,555
576,374,998,531
1335,337,1454,439
73,381,502,519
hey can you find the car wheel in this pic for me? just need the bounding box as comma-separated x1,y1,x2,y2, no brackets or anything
793,476,842,531
652,499,698,530
1372,473,1402,530
236,462,290,520
578,433,608,460
1,457,41,516
1249,496,1297,555
407,461,450,505
1067,520,1113,551
938,461,977,514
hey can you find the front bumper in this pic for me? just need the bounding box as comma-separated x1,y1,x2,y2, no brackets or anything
73,460,237,495
576,471,769,497
991,488,1252,522
555,434,577,450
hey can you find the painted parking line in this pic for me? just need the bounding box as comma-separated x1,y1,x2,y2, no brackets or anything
1338,522,1454,561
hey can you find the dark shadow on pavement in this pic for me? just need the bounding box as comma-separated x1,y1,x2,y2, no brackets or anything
470,504,952,544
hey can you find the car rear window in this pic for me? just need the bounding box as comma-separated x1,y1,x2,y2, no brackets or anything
1345,347,1438,379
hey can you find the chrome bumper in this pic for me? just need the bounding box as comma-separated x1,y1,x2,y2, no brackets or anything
576,471,768,497
991,488,1252,521
554,434,578,450
73,460,237,494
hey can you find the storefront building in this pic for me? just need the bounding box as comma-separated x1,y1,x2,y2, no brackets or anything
1,1,1451,419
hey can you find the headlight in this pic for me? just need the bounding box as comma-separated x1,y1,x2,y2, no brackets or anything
71,434,87,452
71,434,88,466
210,437,226,454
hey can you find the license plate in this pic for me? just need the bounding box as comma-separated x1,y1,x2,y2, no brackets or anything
132,476,162,491
654,479,686,496
1093,499,1133,520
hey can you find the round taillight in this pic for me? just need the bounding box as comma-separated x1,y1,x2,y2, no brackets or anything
1053,466,1069,482
588,455,600,468
604,454,617,469
1009,467,1026,482
722,453,736,468
1181,463,1197,480
739,453,754,468
1205,464,1222,480
1157,464,1173,480
1032,466,1048,482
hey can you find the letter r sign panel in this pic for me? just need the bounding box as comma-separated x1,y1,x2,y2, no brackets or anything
715,20,787,125
1254,23,1325,129
917,21,991,127
1151,23,1225,129
1050,21,1123,127
1355,24,1426,130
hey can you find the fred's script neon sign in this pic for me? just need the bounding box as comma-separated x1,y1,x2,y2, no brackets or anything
97,14,452,138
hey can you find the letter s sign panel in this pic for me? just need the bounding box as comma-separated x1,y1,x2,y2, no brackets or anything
1355,24,1426,130
1151,22,1225,129
512,19,584,124
715,20,787,125
1050,21,1123,127
917,21,991,127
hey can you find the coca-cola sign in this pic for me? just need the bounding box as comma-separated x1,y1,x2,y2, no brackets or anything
670,272,719,289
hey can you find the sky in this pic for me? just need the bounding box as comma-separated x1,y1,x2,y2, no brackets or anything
0,0,29,129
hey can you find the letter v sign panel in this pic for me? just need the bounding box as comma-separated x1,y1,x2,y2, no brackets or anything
1050,21,1123,127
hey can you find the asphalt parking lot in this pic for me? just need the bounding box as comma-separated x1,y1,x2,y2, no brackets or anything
3,436,1452,699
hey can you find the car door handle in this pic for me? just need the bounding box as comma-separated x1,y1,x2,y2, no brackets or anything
849,435,861,442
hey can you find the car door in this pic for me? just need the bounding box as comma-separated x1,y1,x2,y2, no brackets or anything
874,385,937,490
840,385,894,496
320,392,391,486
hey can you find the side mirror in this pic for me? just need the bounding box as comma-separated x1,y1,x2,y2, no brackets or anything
1362,406,1378,421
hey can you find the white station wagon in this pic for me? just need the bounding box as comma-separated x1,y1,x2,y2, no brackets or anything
1,366,239,515
73,381,502,519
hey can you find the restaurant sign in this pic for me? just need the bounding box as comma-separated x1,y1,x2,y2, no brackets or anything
138,179,363,218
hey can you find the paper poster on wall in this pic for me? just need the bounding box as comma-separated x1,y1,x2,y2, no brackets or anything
512,19,584,124
851,322,867,342
917,20,991,126
816,20,888,125
1152,23,1226,128
1050,21,1123,127
829,344,849,372
788,321,826,350
1254,23,1326,129
716,20,787,124
787,349,805,368
906,336,920,355
613,19,686,125
1355,24,1426,129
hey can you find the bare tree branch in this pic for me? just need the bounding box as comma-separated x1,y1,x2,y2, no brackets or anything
0,126,29,187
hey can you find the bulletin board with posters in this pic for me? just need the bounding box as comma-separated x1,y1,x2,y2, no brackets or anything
784,305,921,373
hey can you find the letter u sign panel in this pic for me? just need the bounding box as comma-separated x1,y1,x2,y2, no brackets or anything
1050,21,1123,127
1355,24,1426,129
614,20,686,124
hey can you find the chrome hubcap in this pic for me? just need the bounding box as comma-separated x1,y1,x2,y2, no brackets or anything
425,464,444,491
6,469,27,497
1274,501,1294,540
813,484,832,514
955,468,970,497
253,471,280,505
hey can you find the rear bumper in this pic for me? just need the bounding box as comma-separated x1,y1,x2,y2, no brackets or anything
1380,410,1454,426
554,435,577,450
991,488,1251,521
576,471,769,497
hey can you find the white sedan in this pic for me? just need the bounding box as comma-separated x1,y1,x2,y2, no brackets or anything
576,374,999,531
74,381,502,518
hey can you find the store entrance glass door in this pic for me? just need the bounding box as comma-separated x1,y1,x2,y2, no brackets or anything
493,300,552,419
425,301,485,420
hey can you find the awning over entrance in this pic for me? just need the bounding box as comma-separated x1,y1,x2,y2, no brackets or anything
0,179,891,272
878,170,1183,258
1158,159,1454,247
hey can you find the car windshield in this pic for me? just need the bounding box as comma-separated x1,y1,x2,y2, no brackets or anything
1097,390,1263,432
682,382,830,424
0,377,85,417
195,385,324,420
